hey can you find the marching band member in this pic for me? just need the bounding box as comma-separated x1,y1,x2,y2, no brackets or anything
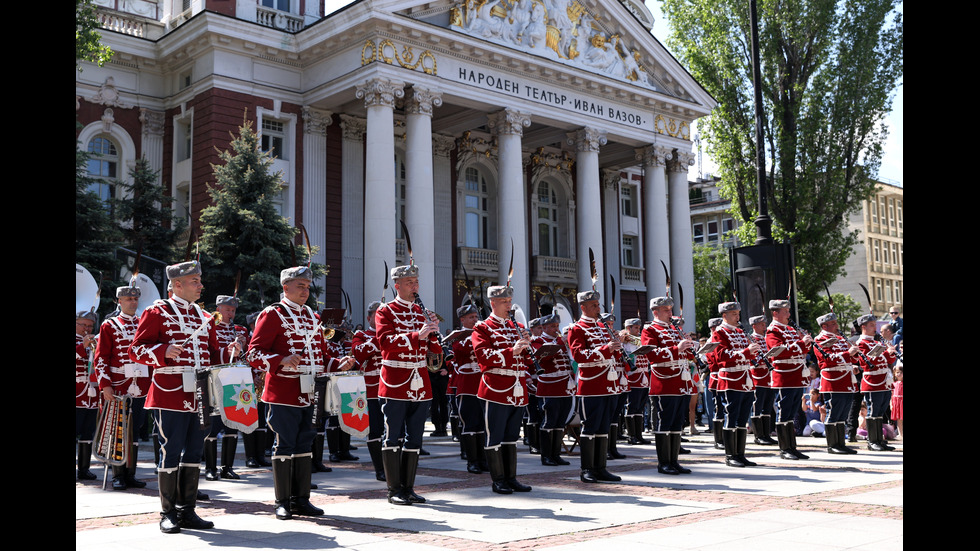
748,315,777,446
813,312,861,454
129,260,222,533
567,290,624,483
712,302,759,468
247,266,354,520
705,317,724,450
76,310,100,481
453,304,489,474
471,285,532,494
601,312,629,461
204,294,248,481
623,318,651,446
854,314,898,452
766,300,814,460
94,285,149,490
531,313,575,466
375,264,439,505
642,297,698,474
351,301,386,480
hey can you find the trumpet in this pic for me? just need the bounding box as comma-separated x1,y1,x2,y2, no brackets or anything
620,329,642,346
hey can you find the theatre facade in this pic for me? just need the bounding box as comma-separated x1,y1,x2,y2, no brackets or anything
76,0,715,331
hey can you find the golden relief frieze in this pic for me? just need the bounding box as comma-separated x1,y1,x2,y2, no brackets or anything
361,39,438,75
653,114,690,140
449,0,655,90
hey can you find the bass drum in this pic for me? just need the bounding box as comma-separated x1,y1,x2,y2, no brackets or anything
76,264,99,314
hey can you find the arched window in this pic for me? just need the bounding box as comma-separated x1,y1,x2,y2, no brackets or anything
86,136,119,207
464,166,490,248
537,181,559,257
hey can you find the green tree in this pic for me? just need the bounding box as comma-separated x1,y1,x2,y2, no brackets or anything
691,244,730,337
661,0,903,302
76,0,112,70
798,292,862,335
198,115,325,313
113,157,188,264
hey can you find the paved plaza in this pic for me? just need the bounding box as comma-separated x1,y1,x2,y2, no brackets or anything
76,426,902,550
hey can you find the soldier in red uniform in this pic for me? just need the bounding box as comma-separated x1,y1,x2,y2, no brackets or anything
531,313,575,466
375,264,440,505
747,315,777,446
351,300,385,480
130,260,223,533
204,294,249,481
471,285,533,494
712,302,760,467
452,304,489,474
247,266,354,520
242,311,271,468
567,290,625,483
601,312,629,461
622,318,650,446
642,296,698,474
854,314,898,452
76,310,100,481
766,299,814,460
94,285,149,490
705,317,724,450
813,312,861,454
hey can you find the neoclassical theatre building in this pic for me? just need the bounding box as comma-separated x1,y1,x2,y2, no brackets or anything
76,0,715,331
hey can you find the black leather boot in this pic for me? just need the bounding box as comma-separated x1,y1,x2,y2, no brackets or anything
367,439,386,481
401,450,425,503
339,430,360,460
787,421,809,459
724,429,745,467
463,434,483,473
312,432,332,472
204,438,219,480
176,465,214,529
77,442,97,480
579,436,598,483
607,425,626,459
594,436,622,481
476,432,490,471
220,435,240,479
670,432,692,474
272,457,292,519
504,443,531,492
552,429,570,465
630,415,650,445
290,457,324,516
112,465,128,490
834,423,857,454
486,447,513,494
736,428,757,466
527,423,540,454
713,420,725,450
539,429,558,466
382,448,410,505
655,433,679,474
158,469,181,533
777,423,798,460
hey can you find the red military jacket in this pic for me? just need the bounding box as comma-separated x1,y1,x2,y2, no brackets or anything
856,335,895,392
130,297,222,412
76,334,98,409
642,320,694,396
374,297,438,402
766,321,812,388
711,322,755,392
567,316,628,397
471,314,530,406
814,330,859,393
247,299,335,408
748,332,771,389
531,332,576,398
351,329,381,400
94,313,149,398
452,331,482,397
214,321,249,365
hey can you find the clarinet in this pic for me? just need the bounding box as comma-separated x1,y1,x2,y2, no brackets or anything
508,310,542,375
413,292,443,340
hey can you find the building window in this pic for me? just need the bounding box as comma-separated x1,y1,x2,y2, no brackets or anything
693,222,704,245
875,278,883,302
86,136,118,206
722,217,735,242
620,184,635,217
622,236,636,267
261,118,286,160
707,220,719,242
464,166,490,249
883,241,890,264
535,181,559,257
873,240,880,263
261,0,291,11
870,199,878,224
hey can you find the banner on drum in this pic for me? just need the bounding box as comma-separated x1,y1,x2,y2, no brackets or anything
210,366,259,433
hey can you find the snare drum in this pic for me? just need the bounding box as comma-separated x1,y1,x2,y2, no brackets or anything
208,365,259,433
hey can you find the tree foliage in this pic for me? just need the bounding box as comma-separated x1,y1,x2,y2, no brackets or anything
113,157,188,264
76,139,121,314
198,115,325,314
661,0,903,302
691,244,730,337
76,0,113,70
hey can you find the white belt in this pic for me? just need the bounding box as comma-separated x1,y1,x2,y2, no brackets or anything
719,365,750,372
823,364,856,371
382,359,426,369
75,375,90,383
154,366,198,375
539,370,571,378
457,362,481,375
772,358,805,365
486,368,523,376
650,360,685,369
864,368,890,376
578,359,615,369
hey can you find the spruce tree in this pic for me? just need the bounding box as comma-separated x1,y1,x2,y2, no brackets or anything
113,157,187,274
199,115,324,314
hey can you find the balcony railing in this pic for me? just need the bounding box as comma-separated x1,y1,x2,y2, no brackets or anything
533,255,577,283
458,247,500,278
620,266,644,285
97,7,165,39
256,6,304,32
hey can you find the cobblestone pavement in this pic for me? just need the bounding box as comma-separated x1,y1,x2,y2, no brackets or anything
76,425,902,550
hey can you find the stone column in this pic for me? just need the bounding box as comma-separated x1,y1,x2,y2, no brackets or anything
301,106,332,305
355,77,404,313
433,134,456,332
340,114,366,325
139,108,165,181
567,127,607,297
488,108,532,313
404,87,442,310
637,145,672,303
667,149,696,333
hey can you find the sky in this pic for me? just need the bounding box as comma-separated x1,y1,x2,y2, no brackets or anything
322,0,903,186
